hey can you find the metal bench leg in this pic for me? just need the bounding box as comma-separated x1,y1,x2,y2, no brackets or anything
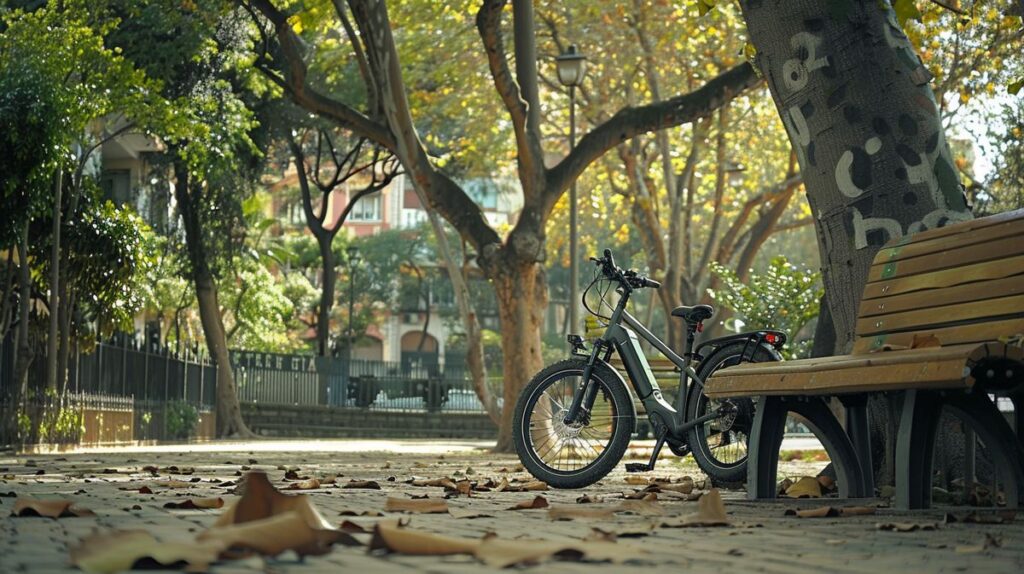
896,390,942,509
841,394,875,497
787,397,868,499
945,393,1024,509
747,396,787,500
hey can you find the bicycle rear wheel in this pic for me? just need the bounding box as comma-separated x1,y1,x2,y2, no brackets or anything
686,342,777,484
513,359,635,489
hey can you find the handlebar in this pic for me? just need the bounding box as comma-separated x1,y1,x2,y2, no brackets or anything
590,249,660,290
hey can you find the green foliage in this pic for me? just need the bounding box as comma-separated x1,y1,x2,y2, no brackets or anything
63,194,156,339
165,400,199,440
36,404,85,444
708,256,823,359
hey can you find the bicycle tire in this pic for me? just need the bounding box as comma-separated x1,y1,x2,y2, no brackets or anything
513,358,635,489
686,342,778,484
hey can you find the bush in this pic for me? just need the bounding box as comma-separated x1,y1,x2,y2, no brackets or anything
708,256,823,359
165,400,199,440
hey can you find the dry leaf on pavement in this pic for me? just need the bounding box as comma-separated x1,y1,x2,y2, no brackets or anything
660,489,729,527
285,478,322,490
342,479,381,490
11,498,95,518
70,530,223,574
408,477,457,489
163,497,225,510
203,471,359,557
508,495,549,510
369,521,640,567
784,476,822,498
876,521,941,532
384,496,449,514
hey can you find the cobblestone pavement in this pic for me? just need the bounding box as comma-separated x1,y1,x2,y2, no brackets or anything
1,439,1022,573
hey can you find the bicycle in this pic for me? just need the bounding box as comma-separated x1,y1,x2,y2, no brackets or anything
513,249,786,488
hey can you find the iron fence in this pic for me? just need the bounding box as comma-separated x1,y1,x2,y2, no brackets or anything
0,335,499,416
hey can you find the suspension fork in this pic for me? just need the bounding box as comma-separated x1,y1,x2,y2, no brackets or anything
563,339,609,424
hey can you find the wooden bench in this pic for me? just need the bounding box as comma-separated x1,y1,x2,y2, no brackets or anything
704,208,1024,509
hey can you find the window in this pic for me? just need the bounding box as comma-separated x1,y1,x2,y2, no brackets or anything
350,192,382,222
100,170,132,206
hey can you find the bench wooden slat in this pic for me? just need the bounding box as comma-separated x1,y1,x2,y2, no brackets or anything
855,293,1024,337
861,254,1024,300
853,317,1024,354
704,343,1021,398
857,275,1024,319
705,357,972,397
873,216,1024,267
705,342,999,377
867,234,1024,283
884,208,1024,246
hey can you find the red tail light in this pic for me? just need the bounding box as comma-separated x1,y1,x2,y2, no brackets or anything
764,333,781,345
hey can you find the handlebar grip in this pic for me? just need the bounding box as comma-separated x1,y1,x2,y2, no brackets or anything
644,278,661,289
603,248,615,270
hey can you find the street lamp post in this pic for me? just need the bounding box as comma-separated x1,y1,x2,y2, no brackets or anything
344,245,361,370
556,44,587,337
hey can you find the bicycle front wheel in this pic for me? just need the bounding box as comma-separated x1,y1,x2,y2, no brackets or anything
513,359,635,489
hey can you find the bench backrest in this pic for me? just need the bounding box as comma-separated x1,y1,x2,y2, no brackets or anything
853,208,1024,354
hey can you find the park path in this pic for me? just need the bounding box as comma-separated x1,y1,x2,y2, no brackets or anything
1,439,1021,573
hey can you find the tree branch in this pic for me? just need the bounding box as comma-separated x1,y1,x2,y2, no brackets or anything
247,0,395,149
545,63,761,215
476,0,545,197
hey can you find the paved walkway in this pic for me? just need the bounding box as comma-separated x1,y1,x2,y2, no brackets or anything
1,439,1021,573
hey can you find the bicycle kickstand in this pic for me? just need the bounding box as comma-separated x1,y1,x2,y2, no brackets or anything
625,428,668,473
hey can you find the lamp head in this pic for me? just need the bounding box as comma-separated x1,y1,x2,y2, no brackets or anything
556,44,588,88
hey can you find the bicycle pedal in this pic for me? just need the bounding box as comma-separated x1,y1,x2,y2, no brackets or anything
625,463,652,473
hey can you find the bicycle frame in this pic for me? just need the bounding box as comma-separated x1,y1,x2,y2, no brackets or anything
563,285,717,441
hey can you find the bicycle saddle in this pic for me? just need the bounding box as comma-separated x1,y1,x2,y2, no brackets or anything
671,304,714,323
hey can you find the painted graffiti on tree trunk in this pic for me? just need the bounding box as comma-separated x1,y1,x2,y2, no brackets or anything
777,7,969,251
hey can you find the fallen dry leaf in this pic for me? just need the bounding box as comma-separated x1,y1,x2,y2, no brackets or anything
785,506,839,518
784,476,822,498
342,479,381,490
508,496,549,510
70,530,223,574
285,478,321,491
576,494,601,504
448,508,496,519
660,489,728,527
624,476,650,485
204,471,359,557
385,497,449,514
339,509,384,517
11,498,94,518
876,521,941,532
500,478,548,492
408,477,457,489
163,497,225,510
369,521,640,567
623,491,657,501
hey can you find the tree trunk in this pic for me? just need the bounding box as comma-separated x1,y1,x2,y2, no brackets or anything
46,170,62,393
739,0,971,353
492,259,547,452
739,0,974,487
173,161,254,439
13,222,32,396
317,234,335,356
